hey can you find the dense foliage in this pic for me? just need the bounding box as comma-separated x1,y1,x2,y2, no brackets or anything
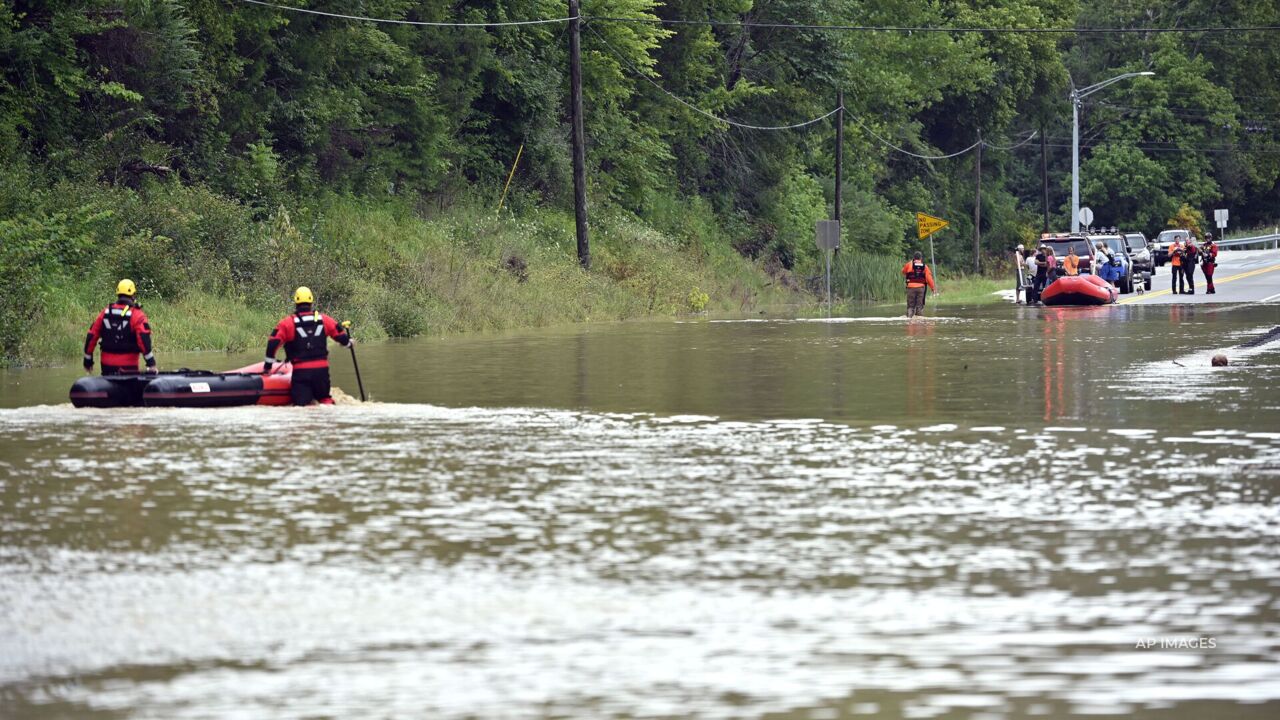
2,1,1279,360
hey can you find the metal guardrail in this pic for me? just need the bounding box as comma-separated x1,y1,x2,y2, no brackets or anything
1218,232,1280,250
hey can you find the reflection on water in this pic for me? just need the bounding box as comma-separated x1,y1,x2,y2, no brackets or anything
2,304,1280,718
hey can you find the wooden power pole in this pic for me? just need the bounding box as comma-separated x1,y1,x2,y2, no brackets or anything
973,132,982,274
568,0,590,269
1040,125,1050,233
834,90,844,231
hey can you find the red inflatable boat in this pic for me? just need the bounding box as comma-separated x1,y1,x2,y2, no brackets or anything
1040,274,1118,306
70,362,293,408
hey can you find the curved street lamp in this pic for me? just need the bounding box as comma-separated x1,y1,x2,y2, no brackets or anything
1071,71,1156,232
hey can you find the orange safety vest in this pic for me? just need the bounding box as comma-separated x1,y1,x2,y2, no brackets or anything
902,261,935,290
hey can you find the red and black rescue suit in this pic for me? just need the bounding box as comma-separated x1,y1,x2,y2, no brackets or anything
84,298,155,375
1201,240,1218,294
264,304,352,406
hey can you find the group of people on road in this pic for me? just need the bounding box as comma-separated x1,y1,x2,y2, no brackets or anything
1016,241,1118,305
1015,243,1075,305
1168,234,1218,294
83,281,355,406
1014,232,1220,304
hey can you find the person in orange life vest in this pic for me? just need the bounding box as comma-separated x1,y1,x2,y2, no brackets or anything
263,286,354,406
1169,239,1185,294
83,279,157,376
1201,233,1219,294
902,251,937,318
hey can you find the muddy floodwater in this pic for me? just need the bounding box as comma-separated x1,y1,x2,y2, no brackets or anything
2,304,1280,719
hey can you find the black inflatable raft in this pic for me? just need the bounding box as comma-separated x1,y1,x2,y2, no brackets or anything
70,368,291,408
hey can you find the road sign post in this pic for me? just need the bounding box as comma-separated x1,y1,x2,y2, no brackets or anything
1215,208,1229,235
1079,206,1094,230
815,220,841,308
916,213,949,294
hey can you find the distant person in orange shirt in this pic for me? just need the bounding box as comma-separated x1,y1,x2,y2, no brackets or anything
1169,239,1185,294
1062,246,1081,276
902,251,937,318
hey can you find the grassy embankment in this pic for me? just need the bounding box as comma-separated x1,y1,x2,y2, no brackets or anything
3,170,1014,369
1,173,806,368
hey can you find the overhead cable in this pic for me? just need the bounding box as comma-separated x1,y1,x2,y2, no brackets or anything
982,131,1040,151
588,15,1280,35
1041,142,1280,155
238,0,576,27
851,118,981,159
586,24,839,131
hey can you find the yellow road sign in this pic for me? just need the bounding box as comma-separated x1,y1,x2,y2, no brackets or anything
917,212,949,239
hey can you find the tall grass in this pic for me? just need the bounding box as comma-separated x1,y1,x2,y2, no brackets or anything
830,251,905,303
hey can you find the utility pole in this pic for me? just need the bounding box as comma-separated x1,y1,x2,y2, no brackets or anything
1040,124,1050,233
1071,71,1155,232
834,90,844,230
568,0,590,269
973,132,982,274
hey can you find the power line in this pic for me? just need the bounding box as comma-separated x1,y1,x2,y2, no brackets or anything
1090,101,1280,121
585,24,839,131
851,118,981,159
1039,142,1280,155
588,15,1280,35
983,132,1041,151
237,0,576,27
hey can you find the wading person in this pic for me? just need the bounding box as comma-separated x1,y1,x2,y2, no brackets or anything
83,279,157,375
263,286,354,406
902,251,936,318
1201,234,1218,294
1182,235,1198,294
1044,246,1059,285
1169,239,1185,294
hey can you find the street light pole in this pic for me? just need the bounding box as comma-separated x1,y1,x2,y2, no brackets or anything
1070,71,1155,233
1071,89,1081,232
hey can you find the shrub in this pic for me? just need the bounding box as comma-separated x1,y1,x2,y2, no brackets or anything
687,287,710,313
101,232,188,301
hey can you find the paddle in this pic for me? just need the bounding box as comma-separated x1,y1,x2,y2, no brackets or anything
342,321,366,402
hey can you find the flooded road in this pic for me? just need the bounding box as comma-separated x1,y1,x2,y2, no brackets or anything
2,304,1280,718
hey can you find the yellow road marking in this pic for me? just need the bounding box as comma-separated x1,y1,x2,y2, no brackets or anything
1118,263,1280,304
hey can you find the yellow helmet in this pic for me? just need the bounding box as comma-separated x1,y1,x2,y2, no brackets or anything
116,279,137,297
293,286,314,304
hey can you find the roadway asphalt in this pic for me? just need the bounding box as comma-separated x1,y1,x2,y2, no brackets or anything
1118,248,1280,305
